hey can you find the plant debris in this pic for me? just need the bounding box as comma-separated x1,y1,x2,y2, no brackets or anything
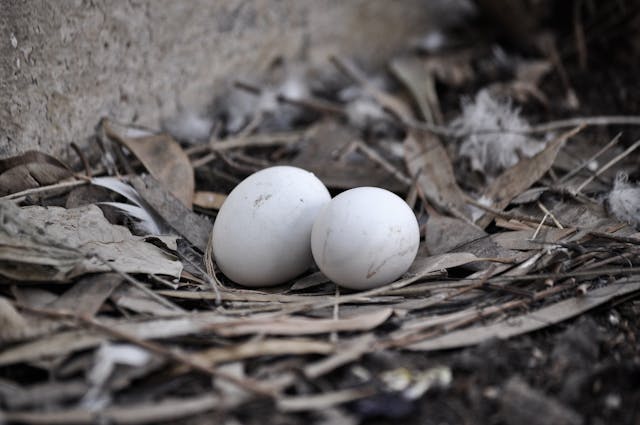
2,3,640,424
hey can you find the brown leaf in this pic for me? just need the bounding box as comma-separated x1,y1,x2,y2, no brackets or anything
209,308,393,336
424,214,487,255
0,202,182,282
0,151,72,196
105,121,194,207
4,394,232,425
193,338,334,366
131,174,212,251
407,278,640,351
287,120,406,192
404,130,471,219
277,387,376,412
304,335,376,379
112,285,185,317
0,379,88,410
391,57,443,124
49,274,122,316
0,296,30,342
477,126,583,228
0,313,228,366
491,228,576,251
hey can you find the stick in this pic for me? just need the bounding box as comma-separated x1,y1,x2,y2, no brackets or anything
557,133,621,184
13,303,276,398
575,138,640,193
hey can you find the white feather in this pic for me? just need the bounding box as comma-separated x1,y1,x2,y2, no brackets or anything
92,177,165,235
450,90,545,177
608,173,640,228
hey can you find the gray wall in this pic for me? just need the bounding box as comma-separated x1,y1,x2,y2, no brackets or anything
1,0,448,158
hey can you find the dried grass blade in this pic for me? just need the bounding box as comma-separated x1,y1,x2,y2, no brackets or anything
193,338,335,366
209,308,393,336
407,278,640,351
277,387,376,412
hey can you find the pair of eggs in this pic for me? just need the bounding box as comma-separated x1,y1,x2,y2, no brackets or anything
212,166,420,290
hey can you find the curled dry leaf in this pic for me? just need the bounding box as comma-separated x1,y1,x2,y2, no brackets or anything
0,151,73,196
131,174,212,251
104,120,194,207
404,130,471,219
391,56,443,124
0,201,182,282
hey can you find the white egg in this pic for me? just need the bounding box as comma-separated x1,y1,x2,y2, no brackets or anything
212,166,330,287
311,187,420,290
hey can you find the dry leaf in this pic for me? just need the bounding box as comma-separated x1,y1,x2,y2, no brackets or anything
277,387,376,412
391,57,443,124
404,130,471,219
0,296,30,342
48,274,122,317
0,202,182,282
112,285,185,317
0,313,228,366
105,120,194,207
209,308,393,336
491,228,576,251
193,338,334,366
131,174,212,252
0,379,88,410
0,151,73,196
4,394,232,425
288,120,406,192
477,126,583,228
424,214,487,255
408,278,640,351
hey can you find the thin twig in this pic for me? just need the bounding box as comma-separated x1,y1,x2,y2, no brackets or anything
527,116,640,134
465,196,558,227
70,142,92,178
353,141,411,186
0,179,87,201
575,138,640,193
537,201,564,229
13,303,276,398
588,231,640,246
234,80,346,117
530,213,550,240
204,230,224,305
557,133,622,184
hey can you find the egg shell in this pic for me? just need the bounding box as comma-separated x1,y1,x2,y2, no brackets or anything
212,166,330,287
311,187,420,290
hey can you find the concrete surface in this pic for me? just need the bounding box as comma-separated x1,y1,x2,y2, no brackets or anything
0,0,451,159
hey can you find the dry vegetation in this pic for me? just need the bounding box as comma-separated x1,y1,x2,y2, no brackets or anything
1,1,640,424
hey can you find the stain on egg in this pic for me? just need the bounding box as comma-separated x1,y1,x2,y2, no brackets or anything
212,166,330,287
311,187,420,290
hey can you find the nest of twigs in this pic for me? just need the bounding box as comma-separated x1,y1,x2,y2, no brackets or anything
2,3,640,424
